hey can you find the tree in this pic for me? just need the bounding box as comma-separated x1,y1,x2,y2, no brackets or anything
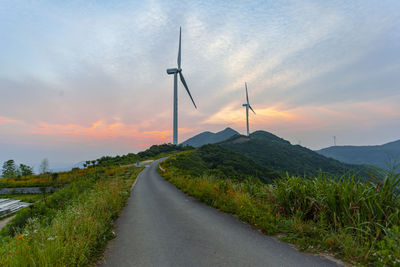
52,173,58,182
19,164,34,176
39,158,49,174
2,160,18,178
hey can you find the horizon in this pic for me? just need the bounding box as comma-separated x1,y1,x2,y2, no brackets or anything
1,0,400,168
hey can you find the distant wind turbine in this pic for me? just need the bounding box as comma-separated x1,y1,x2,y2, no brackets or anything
166,27,197,145
242,82,255,136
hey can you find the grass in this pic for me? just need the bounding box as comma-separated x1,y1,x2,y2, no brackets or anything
0,194,43,203
0,165,143,266
0,168,98,188
160,155,400,266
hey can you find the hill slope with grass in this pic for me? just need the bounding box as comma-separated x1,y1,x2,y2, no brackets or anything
165,144,280,183
317,139,400,170
219,130,372,177
181,127,239,147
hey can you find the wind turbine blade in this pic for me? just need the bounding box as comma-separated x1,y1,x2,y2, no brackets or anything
177,27,181,69
245,82,249,105
249,105,256,114
179,72,197,109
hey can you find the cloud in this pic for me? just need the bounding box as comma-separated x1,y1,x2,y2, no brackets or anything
0,0,399,163
0,116,16,125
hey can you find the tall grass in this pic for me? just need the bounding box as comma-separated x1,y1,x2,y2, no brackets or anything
0,166,142,266
0,167,99,188
160,158,400,266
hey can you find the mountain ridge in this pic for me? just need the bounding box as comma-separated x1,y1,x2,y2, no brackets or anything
317,139,400,169
181,127,239,147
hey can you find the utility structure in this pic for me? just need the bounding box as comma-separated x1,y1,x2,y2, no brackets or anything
166,27,197,145
333,136,336,146
242,82,256,136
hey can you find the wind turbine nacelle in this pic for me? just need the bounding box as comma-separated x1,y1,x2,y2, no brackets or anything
167,68,178,74
242,104,247,107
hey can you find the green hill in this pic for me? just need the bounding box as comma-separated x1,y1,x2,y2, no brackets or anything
218,130,371,178
164,144,280,183
317,140,400,170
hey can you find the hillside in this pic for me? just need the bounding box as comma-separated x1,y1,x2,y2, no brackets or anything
165,144,280,183
218,130,370,177
317,139,400,170
181,127,239,147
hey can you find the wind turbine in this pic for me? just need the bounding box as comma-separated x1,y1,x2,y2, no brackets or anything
242,82,255,136
166,27,197,145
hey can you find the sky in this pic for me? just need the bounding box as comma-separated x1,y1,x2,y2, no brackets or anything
1,0,400,170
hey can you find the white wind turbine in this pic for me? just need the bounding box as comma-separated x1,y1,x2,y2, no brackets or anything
242,82,256,136
166,27,197,145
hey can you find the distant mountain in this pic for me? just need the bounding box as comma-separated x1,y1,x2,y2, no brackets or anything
181,127,239,147
218,130,371,178
316,139,400,170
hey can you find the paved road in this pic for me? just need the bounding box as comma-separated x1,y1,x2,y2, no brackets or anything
100,159,341,267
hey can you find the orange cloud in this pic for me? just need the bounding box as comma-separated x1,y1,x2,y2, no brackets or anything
0,116,16,125
203,103,297,126
27,119,173,146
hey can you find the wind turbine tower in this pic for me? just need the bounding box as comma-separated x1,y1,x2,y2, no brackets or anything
242,82,256,136
166,27,197,145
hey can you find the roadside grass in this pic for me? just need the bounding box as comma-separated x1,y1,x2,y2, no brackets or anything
159,156,400,266
0,165,143,266
0,167,98,188
0,194,43,203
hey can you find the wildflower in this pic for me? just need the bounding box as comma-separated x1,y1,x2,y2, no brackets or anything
275,212,280,217
254,224,257,226
240,205,243,209
2,260,7,265
17,235,23,240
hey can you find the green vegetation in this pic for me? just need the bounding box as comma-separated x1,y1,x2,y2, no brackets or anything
219,131,373,178
86,153,139,167
137,143,193,159
166,145,280,183
0,167,93,188
1,194,42,203
160,152,400,266
1,160,34,179
0,164,142,266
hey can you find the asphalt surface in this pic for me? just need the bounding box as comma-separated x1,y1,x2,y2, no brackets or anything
100,159,341,267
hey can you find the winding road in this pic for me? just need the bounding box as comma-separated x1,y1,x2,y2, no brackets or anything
100,159,341,267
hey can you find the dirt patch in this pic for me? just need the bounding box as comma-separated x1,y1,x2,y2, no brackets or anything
0,215,15,230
